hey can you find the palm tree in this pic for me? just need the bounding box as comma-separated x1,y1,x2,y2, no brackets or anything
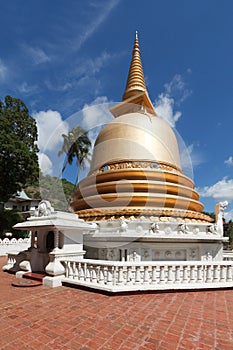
58,126,92,196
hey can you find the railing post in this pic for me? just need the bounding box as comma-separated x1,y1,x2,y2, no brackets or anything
92,266,97,284
190,265,196,283
126,266,132,285
226,265,233,282
65,261,69,278
213,265,219,282
86,265,91,282
67,261,72,278
143,266,150,285
220,265,226,282
79,263,84,281
118,266,124,285
167,266,173,284
73,262,78,280
206,265,212,283
99,266,105,285
151,266,157,284
182,266,188,284
107,266,113,285
197,265,203,283
174,266,181,284
135,266,141,285
159,266,165,284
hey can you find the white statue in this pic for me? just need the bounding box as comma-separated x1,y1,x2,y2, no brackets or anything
215,201,228,235
34,200,54,217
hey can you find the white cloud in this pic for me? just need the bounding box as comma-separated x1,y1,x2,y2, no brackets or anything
224,156,233,166
74,0,121,52
25,45,50,65
164,74,192,104
0,59,7,80
154,74,192,127
198,177,233,202
38,153,53,175
82,96,113,131
18,82,38,94
33,110,69,152
154,93,181,127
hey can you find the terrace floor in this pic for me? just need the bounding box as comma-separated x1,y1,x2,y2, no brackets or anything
0,256,233,350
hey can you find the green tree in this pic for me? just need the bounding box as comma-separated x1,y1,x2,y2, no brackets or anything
0,95,39,202
0,209,26,238
58,126,91,188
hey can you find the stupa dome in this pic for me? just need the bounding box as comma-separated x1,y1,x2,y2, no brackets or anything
71,33,211,223
90,112,181,174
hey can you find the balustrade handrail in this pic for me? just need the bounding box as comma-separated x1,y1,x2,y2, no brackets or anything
61,258,233,267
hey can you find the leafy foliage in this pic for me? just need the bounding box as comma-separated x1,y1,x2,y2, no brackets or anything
0,96,39,202
0,209,26,238
58,126,91,175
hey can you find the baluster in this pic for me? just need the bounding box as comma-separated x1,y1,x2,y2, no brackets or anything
118,266,124,285
112,266,117,286
174,266,181,284
220,265,226,282
135,266,141,285
67,261,72,278
159,266,165,284
79,264,84,281
182,266,188,284
86,265,91,282
190,265,196,283
127,266,132,285
213,265,219,282
73,262,78,279
71,262,76,279
107,266,113,285
197,265,203,283
143,266,149,285
92,266,97,284
65,261,69,278
167,266,173,284
206,265,212,283
151,266,157,284
99,266,105,284
226,265,233,282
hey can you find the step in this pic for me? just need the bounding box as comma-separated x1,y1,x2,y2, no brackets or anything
12,278,42,287
23,272,46,282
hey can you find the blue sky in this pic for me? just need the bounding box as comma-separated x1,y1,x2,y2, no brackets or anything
1,0,233,218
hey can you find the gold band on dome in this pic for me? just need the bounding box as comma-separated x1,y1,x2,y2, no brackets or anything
92,160,183,176
74,207,213,223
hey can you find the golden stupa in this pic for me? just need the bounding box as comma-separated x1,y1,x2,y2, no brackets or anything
71,33,212,223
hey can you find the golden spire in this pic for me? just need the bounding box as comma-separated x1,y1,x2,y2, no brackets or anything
122,31,147,100
110,31,156,117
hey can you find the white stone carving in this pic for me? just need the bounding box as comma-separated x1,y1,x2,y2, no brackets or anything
34,200,54,217
150,222,159,234
178,224,189,234
215,201,228,235
120,220,128,232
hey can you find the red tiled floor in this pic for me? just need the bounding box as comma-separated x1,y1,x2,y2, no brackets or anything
0,256,233,349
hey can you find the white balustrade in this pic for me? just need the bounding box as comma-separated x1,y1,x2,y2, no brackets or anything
61,259,233,293
0,238,30,256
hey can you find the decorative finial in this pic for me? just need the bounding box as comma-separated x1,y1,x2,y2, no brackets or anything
122,31,146,100
110,32,156,117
